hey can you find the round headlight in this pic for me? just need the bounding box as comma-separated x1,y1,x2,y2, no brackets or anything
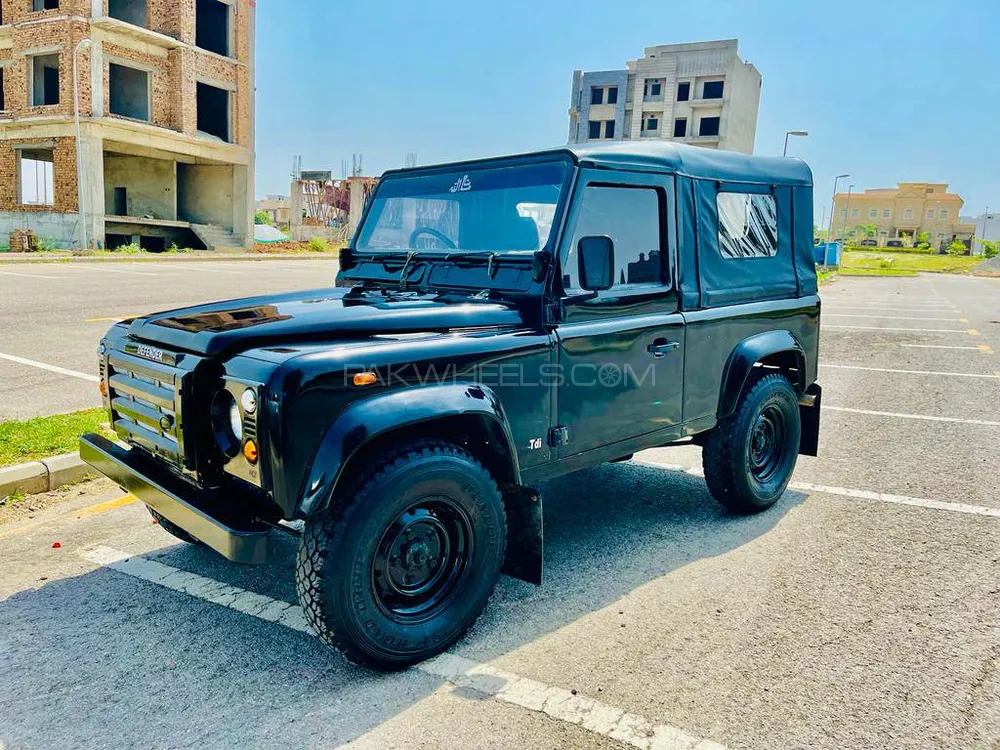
211,390,241,458
240,389,257,414
229,399,244,443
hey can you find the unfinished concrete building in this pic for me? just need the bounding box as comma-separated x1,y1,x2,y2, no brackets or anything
0,0,255,251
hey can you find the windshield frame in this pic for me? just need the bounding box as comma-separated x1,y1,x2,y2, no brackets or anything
351,153,576,260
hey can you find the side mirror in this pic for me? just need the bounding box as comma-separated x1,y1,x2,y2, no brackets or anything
577,236,614,292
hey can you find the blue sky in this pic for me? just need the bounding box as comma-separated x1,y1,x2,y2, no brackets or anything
254,0,1000,221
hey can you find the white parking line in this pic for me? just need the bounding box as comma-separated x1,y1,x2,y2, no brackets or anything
824,314,966,322
824,325,970,333
824,306,958,312
900,344,982,350
633,460,1000,519
820,364,999,379
0,351,100,382
79,546,727,750
822,405,1000,427
0,269,59,280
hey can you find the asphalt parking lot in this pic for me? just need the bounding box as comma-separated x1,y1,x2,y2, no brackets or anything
1,272,999,749
0,259,339,420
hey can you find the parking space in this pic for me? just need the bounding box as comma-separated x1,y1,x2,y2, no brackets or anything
0,260,339,420
1,273,999,749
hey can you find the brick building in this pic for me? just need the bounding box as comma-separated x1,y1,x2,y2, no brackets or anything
0,0,255,251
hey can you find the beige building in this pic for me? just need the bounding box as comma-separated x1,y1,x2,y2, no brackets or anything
256,195,290,228
833,183,978,249
568,39,762,154
0,0,255,251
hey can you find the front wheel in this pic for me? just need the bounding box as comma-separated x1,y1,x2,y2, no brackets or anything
703,372,801,514
295,440,507,670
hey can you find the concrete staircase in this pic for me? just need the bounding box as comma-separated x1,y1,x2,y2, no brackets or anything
191,223,246,252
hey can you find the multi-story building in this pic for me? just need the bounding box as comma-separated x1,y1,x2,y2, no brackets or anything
0,0,255,251
567,39,762,154
960,212,999,245
833,183,978,249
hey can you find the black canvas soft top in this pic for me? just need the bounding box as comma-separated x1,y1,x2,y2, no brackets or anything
381,142,813,188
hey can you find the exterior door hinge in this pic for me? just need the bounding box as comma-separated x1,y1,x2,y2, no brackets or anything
548,426,570,448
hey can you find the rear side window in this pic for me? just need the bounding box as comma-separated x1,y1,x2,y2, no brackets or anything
717,191,777,259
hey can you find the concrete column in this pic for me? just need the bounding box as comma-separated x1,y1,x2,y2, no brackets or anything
348,178,367,237
81,125,106,249
89,35,104,118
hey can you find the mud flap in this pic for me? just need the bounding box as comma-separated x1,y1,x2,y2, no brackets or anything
501,486,543,585
799,383,821,456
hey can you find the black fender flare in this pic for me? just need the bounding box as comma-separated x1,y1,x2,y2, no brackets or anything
717,330,806,420
297,383,521,519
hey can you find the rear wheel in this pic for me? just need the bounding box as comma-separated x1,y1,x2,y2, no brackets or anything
147,507,204,546
703,372,801,513
295,439,507,670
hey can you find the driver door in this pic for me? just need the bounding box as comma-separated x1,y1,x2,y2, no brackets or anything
553,170,685,456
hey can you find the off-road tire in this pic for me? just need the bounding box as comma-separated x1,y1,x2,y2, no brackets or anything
703,372,801,514
148,507,204,545
295,439,507,671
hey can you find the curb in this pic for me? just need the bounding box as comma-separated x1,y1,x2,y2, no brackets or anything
0,253,341,265
0,453,94,499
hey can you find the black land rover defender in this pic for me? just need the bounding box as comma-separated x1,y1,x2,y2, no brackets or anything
82,142,821,670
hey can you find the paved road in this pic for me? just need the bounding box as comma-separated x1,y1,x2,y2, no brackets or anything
0,259,339,420
1,273,999,749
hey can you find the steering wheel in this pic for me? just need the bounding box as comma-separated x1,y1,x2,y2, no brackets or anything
409,227,456,250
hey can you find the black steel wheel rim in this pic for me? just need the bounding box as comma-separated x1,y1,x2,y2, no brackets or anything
371,497,473,624
748,404,786,483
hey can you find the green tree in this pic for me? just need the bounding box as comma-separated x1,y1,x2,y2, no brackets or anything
254,210,273,226
982,240,999,259
946,240,968,256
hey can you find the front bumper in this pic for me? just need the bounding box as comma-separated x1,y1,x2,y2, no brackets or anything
80,434,270,564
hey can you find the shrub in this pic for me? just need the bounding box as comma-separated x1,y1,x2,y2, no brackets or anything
254,210,273,226
982,240,998,259
946,240,968,256
878,257,895,269
114,243,143,254
307,236,329,252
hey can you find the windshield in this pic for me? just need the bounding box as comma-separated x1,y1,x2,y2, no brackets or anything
356,161,568,254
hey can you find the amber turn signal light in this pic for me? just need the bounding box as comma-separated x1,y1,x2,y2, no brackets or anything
99,380,108,398
243,439,259,465
353,372,378,387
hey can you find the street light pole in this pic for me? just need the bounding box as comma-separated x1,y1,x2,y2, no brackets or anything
783,130,809,157
73,38,93,251
827,173,850,247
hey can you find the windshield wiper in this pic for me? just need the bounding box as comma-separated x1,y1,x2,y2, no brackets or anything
444,251,499,278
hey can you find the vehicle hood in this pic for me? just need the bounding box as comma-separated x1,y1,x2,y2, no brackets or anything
126,287,526,356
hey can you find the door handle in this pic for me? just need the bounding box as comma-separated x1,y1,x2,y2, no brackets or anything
647,339,680,358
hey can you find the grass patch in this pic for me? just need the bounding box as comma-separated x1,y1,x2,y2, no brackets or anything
0,409,115,467
839,268,918,277
843,251,980,274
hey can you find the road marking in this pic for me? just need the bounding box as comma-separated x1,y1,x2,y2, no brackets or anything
0,269,59,279
824,306,958,312
79,545,727,750
901,344,984,351
633,460,1000,519
820,363,1000,379
824,325,970,333
823,314,967,322
0,351,99,382
822,405,1000,427
76,494,137,518
980,344,996,354
968,329,980,337
84,315,135,323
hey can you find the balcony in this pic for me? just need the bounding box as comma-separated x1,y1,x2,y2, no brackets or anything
91,16,182,50
688,97,725,108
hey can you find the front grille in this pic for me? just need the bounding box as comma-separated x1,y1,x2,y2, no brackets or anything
107,349,185,467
